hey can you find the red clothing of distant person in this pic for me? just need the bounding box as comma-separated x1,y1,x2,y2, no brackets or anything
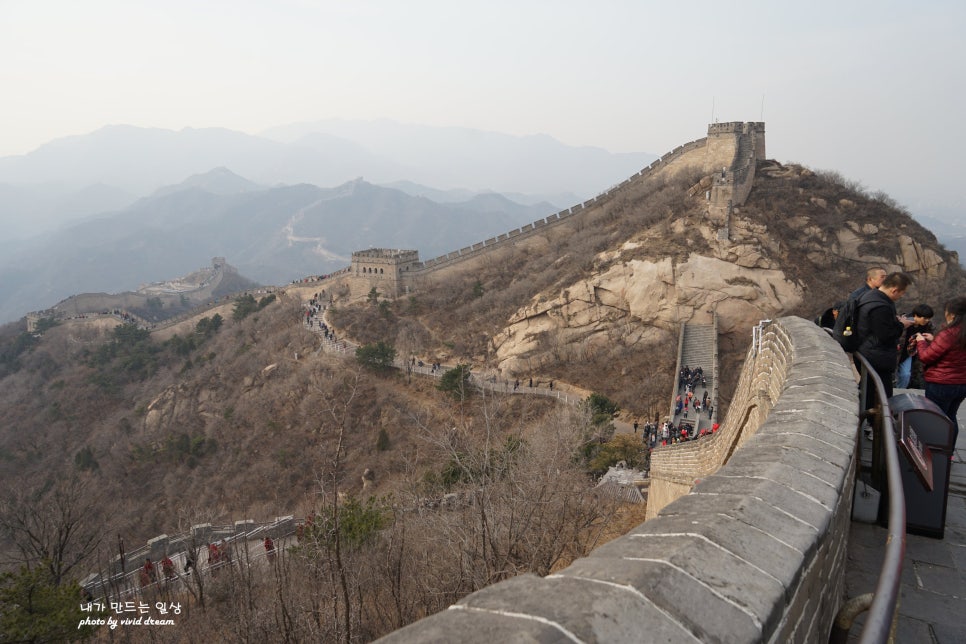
918,326,966,384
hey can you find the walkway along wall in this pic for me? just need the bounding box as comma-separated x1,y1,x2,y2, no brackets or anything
378,317,859,643
392,122,762,293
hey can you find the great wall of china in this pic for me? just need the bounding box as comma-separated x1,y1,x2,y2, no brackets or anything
63,122,912,640
88,316,864,643
341,121,765,301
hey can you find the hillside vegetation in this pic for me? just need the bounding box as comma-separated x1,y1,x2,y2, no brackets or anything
1,157,963,640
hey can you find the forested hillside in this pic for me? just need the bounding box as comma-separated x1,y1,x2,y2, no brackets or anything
1,157,963,641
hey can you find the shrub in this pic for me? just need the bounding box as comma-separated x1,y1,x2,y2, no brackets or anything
195,313,223,336
588,434,646,476
232,294,259,320
586,393,620,426
437,364,472,401
376,428,391,451
74,446,99,472
355,342,396,373
307,496,388,549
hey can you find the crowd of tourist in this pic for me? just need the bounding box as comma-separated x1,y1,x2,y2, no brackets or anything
639,418,720,449
822,266,965,442
303,291,339,342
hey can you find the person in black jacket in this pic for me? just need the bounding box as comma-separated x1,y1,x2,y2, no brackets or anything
849,266,888,301
855,273,914,427
896,303,934,389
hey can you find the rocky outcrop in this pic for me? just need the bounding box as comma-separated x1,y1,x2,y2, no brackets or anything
143,380,234,435
898,234,947,280
493,251,803,374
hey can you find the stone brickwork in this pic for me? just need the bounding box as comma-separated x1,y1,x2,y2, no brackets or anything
349,248,421,299
708,122,765,229
377,317,859,643
203,122,765,308
405,135,715,283
48,257,235,319
335,122,765,302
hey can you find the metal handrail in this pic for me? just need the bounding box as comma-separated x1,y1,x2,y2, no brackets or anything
839,351,906,643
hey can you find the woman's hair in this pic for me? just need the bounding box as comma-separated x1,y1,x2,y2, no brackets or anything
944,296,966,349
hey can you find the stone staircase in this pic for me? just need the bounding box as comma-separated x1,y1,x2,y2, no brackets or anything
680,324,715,388
667,322,718,434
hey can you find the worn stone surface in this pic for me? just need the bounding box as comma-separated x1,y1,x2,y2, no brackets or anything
843,415,966,642
631,513,805,601
376,603,565,643
378,315,952,644
591,532,786,634
661,492,821,559
691,473,831,537
559,558,760,643
458,574,699,643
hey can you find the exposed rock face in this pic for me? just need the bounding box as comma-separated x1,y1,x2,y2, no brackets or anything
143,383,222,433
487,161,964,379
898,235,946,280
493,250,803,374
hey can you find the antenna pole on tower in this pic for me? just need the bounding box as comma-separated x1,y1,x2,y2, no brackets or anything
760,94,765,121
711,97,715,123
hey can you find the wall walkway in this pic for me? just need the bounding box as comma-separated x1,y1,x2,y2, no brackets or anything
378,317,859,643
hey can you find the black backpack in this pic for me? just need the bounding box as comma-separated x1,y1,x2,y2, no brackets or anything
832,297,864,353
831,293,886,353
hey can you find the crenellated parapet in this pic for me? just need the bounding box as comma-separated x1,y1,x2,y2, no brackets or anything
377,317,859,643
343,122,766,301
348,248,421,299
707,122,766,231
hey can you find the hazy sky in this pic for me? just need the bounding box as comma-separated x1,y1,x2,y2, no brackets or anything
2,0,964,215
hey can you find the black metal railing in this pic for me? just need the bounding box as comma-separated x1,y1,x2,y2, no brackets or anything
829,351,906,643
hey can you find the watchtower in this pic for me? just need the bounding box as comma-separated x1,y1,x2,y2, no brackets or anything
350,248,421,298
706,122,765,232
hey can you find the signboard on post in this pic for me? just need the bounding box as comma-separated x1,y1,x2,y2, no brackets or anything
898,422,934,492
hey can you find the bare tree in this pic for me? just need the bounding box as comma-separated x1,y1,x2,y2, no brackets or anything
0,476,102,586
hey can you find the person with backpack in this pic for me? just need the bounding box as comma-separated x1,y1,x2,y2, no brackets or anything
849,267,888,301
815,300,846,329
853,273,914,435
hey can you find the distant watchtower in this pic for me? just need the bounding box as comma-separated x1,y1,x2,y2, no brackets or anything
350,249,421,298
706,122,765,232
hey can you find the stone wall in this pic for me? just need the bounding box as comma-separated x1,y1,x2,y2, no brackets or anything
377,317,859,643
350,249,420,299
707,122,764,228
335,122,765,304
401,135,716,284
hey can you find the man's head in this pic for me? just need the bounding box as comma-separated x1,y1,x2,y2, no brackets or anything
866,267,887,289
878,272,913,301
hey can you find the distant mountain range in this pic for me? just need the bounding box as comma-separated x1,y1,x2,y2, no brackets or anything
0,170,565,323
1,119,961,324
0,120,656,241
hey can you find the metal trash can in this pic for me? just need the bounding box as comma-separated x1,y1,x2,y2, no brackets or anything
882,393,956,538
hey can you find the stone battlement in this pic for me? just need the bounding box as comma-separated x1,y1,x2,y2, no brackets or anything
339,122,765,302
378,317,858,643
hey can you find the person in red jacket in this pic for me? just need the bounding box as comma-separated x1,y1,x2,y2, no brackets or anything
915,296,966,440
161,555,175,580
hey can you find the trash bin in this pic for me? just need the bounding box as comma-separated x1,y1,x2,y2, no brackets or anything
881,393,956,538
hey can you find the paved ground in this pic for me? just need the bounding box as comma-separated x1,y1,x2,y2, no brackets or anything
845,412,966,642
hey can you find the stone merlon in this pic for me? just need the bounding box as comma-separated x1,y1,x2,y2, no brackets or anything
377,317,859,643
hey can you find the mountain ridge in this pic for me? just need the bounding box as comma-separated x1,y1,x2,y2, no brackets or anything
0,120,656,242
0,177,559,323
1,134,964,640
